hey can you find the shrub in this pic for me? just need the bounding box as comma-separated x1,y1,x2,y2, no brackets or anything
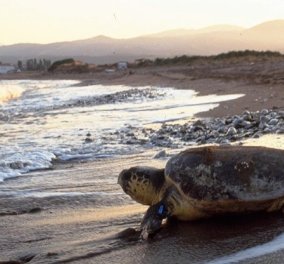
48,58,75,72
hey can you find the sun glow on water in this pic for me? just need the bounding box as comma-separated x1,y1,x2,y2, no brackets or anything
0,84,24,103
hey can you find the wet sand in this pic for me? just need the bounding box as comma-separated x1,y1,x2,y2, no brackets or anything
1,136,284,263
1,61,284,263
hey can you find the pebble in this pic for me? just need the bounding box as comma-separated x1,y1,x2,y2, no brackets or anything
268,119,278,126
70,88,165,108
111,109,284,148
153,150,167,159
84,137,93,143
226,127,237,136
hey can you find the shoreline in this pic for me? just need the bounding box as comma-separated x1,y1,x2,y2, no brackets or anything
1,63,284,118
82,71,284,118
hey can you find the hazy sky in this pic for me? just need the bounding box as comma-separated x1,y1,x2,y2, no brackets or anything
1,0,284,45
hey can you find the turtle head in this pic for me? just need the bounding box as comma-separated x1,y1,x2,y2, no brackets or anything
118,166,165,205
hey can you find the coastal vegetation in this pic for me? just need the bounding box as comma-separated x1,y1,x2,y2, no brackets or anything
136,50,284,67
48,58,75,72
2,50,283,76
17,58,51,71
48,58,95,73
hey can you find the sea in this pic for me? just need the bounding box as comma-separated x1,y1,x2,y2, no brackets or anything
1,80,284,263
0,79,243,183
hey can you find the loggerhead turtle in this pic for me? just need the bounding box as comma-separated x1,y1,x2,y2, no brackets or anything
118,146,284,239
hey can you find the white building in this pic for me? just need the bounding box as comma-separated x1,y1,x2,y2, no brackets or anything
117,61,128,70
0,65,16,74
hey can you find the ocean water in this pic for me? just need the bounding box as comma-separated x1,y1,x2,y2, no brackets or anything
0,80,243,182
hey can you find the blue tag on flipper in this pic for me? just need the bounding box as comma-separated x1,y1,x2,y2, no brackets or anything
158,204,164,216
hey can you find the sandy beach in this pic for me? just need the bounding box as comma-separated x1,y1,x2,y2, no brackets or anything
1,60,284,263
1,136,284,263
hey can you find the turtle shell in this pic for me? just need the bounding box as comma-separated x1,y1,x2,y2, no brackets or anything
165,146,284,201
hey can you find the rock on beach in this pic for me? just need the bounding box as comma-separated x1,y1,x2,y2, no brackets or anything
112,109,284,148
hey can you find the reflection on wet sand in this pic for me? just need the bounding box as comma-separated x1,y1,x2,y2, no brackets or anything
91,212,284,264
1,134,284,263
32,204,146,226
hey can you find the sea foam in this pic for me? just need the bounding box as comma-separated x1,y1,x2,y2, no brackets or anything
0,150,56,182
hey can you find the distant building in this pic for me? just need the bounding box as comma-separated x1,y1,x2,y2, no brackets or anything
0,64,16,74
117,61,128,70
105,69,115,73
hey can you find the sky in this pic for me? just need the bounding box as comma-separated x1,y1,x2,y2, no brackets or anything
1,0,284,45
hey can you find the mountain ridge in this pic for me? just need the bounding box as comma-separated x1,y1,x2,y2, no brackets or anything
1,20,283,64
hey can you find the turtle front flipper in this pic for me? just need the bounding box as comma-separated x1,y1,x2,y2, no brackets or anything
140,201,169,240
140,202,168,240
140,186,183,240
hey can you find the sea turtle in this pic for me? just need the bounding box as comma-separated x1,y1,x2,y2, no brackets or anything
118,146,284,239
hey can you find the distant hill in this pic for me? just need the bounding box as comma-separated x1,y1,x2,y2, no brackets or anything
144,25,243,38
0,20,283,65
